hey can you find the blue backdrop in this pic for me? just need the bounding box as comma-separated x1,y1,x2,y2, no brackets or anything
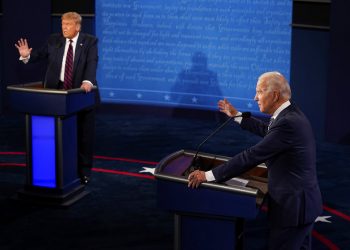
96,0,292,113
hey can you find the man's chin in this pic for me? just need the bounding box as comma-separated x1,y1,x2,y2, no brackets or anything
62,32,70,38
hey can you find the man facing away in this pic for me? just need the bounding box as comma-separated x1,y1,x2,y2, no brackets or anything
188,71,323,250
15,12,98,184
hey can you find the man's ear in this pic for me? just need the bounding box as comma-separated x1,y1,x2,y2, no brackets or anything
76,24,81,32
273,91,280,102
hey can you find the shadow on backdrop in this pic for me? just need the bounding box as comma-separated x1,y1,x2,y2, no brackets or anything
171,51,224,121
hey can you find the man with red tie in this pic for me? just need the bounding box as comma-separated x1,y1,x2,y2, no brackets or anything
15,12,98,184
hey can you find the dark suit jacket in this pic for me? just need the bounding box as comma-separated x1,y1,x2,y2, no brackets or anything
29,33,98,89
27,33,99,170
212,103,323,228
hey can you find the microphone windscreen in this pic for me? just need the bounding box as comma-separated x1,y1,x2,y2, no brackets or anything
241,112,251,118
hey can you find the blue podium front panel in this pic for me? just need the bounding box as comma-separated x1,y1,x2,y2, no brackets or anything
31,116,56,188
178,214,239,250
157,179,258,219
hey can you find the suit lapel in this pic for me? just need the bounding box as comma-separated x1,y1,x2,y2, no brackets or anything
57,36,66,68
74,34,84,74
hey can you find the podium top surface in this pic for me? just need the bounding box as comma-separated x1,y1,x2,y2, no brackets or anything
155,149,268,200
155,150,268,218
7,82,97,95
7,82,98,116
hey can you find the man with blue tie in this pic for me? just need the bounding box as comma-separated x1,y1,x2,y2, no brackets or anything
15,12,98,184
188,71,323,249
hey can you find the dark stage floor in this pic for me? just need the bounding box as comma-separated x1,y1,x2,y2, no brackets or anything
1,107,350,249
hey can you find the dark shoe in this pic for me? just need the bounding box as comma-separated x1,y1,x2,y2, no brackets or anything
81,175,90,185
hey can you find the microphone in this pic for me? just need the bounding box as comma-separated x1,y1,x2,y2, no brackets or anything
189,112,251,172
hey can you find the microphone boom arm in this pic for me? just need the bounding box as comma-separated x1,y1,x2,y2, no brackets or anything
190,112,251,171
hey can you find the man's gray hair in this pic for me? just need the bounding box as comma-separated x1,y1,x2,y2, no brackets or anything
258,71,291,100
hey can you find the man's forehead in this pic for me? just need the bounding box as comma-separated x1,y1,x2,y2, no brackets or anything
256,80,268,89
62,19,76,24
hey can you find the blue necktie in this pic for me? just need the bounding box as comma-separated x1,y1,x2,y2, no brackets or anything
268,117,275,131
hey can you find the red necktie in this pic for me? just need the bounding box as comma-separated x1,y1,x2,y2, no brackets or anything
63,39,73,90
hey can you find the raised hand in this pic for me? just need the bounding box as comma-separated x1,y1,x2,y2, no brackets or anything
218,98,238,117
15,38,32,58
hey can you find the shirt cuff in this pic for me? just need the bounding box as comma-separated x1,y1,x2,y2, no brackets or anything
82,80,94,86
19,55,30,64
205,170,216,182
234,111,242,124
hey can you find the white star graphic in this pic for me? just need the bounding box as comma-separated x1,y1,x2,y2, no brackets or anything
139,167,155,175
164,95,170,101
136,93,142,99
315,216,332,223
109,91,115,97
192,96,198,103
247,102,253,108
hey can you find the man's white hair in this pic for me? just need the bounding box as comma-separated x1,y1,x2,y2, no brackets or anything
258,71,291,100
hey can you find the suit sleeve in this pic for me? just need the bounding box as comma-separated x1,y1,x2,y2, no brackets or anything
240,116,268,137
27,40,51,63
82,37,98,85
212,117,294,182
29,34,64,64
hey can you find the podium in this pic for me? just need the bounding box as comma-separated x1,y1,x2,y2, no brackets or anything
155,150,268,250
6,82,97,206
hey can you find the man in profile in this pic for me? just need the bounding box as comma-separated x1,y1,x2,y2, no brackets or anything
15,12,98,184
188,72,323,249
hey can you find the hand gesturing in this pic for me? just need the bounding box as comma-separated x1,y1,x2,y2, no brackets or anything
218,98,238,117
15,38,32,58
